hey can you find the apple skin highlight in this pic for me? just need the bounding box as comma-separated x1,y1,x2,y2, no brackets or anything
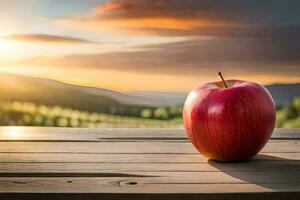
183,80,276,162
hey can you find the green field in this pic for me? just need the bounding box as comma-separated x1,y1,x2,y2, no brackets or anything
276,97,300,128
0,101,183,128
0,97,299,128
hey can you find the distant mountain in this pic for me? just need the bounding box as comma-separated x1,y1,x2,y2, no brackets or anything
0,73,298,114
131,83,300,107
0,74,172,117
0,73,170,104
0,73,188,117
128,91,188,106
265,83,300,106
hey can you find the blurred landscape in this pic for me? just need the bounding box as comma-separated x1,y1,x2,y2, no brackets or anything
0,1,299,128
0,73,299,128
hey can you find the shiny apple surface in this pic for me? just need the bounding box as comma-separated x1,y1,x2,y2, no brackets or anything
183,80,276,161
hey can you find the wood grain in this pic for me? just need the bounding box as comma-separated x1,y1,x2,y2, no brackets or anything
0,152,300,163
0,127,299,200
0,140,298,154
0,127,299,141
0,160,299,172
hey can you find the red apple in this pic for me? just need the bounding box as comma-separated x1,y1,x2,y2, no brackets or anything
183,73,276,162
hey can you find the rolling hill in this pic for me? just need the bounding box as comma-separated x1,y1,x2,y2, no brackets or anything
0,73,298,115
0,74,166,117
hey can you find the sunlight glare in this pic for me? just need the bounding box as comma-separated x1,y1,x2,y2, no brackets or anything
2,126,26,140
0,37,12,53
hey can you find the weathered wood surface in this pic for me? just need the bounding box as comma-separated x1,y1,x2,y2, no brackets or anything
0,127,299,200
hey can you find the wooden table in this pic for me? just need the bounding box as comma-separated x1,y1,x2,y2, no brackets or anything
0,127,299,200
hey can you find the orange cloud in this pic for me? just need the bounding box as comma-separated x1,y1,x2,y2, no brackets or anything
55,0,300,38
58,17,232,34
56,0,244,36
93,2,123,13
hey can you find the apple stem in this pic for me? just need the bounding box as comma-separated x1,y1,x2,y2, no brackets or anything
218,72,228,88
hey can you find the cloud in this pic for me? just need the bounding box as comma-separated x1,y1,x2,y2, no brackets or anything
57,0,240,35
18,32,300,78
5,34,95,44
56,0,300,36
141,27,300,63
16,0,300,80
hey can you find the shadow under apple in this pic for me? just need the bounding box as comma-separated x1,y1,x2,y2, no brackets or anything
207,154,300,192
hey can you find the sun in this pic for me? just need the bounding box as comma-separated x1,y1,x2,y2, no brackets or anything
0,37,11,53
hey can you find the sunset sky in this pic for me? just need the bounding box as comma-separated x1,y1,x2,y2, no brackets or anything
0,0,299,91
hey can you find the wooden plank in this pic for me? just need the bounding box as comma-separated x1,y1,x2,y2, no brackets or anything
0,140,298,153
0,177,299,193
272,128,300,139
0,152,299,163
0,127,299,199
0,127,299,142
0,160,299,172
1,171,299,183
1,192,299,200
